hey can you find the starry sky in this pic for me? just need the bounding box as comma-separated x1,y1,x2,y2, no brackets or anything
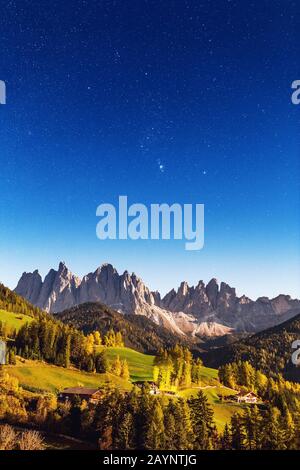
0,0,299,299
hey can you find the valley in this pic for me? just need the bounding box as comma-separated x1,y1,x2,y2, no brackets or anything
0,305,245,431
1,283,300,450
3,352,243,432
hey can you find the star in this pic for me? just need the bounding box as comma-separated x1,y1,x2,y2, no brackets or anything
157,159,165,173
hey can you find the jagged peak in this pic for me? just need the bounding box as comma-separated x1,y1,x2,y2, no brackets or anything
207,277,219,286
101,262,115,270
13,263,300,337
97,263,118,276
178,280,189,291
220,281,235,293
58,261,69,272
20,269,40,277
196,280,205,289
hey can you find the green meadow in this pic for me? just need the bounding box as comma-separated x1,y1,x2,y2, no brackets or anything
0,308,33,332
97,346,155,381
5,358,132,394
4,341,245,430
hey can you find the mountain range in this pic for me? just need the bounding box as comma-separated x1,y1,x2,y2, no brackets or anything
15,262,300,338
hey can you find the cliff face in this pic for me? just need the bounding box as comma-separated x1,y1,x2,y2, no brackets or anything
15,262,300,337
15,262,81,314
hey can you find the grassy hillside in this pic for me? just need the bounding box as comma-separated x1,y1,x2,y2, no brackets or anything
4,346,245,431
97,346,155,381
0,308,34,332
178,385,241,430
5,358,132,393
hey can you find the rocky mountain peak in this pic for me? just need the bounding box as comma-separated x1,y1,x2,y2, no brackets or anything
178,281,189,294
14,263,300,337
58,261,66,272
15,270,42,305
206,278,219,308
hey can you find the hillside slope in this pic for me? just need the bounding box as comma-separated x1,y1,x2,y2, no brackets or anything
98,346,155,381
56,302,187,354
0,309,34,333
0,283,41,317
201,313,300,381
5,358,132,393
0,285,41,337
5,353,242,430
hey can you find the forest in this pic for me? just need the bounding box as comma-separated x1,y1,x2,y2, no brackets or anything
4,314,129,377
153,345,203,389
1,365,300,450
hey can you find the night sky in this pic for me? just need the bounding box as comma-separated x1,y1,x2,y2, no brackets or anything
0,0,299,298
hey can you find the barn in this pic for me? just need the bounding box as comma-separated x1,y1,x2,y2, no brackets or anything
58,387,103,404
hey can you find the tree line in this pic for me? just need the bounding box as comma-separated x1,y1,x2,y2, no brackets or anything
8,317,126,375
221,405,298,450
1,359,300,450
0,367,217,449
219,360,300,416
218,359,300,449
209,313,300,381
93,386,217,450
153,345,203,390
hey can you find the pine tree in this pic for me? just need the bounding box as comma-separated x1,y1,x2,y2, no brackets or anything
242,406,262,450
93,331,102,346
104,329,116,347
282,409,296,449
95,352,108,373
164,408,177,449
189,391,215,450
85,333,95,354
261,406,285,450
115,411,134,449
120,359,130,381
221,423,231,450
230,413,245,450
173,399,194,450
145,401,165,450
135,385,152,449
94,389,123,449
115,331,124,347
63,333,71,368
111,355,122,376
